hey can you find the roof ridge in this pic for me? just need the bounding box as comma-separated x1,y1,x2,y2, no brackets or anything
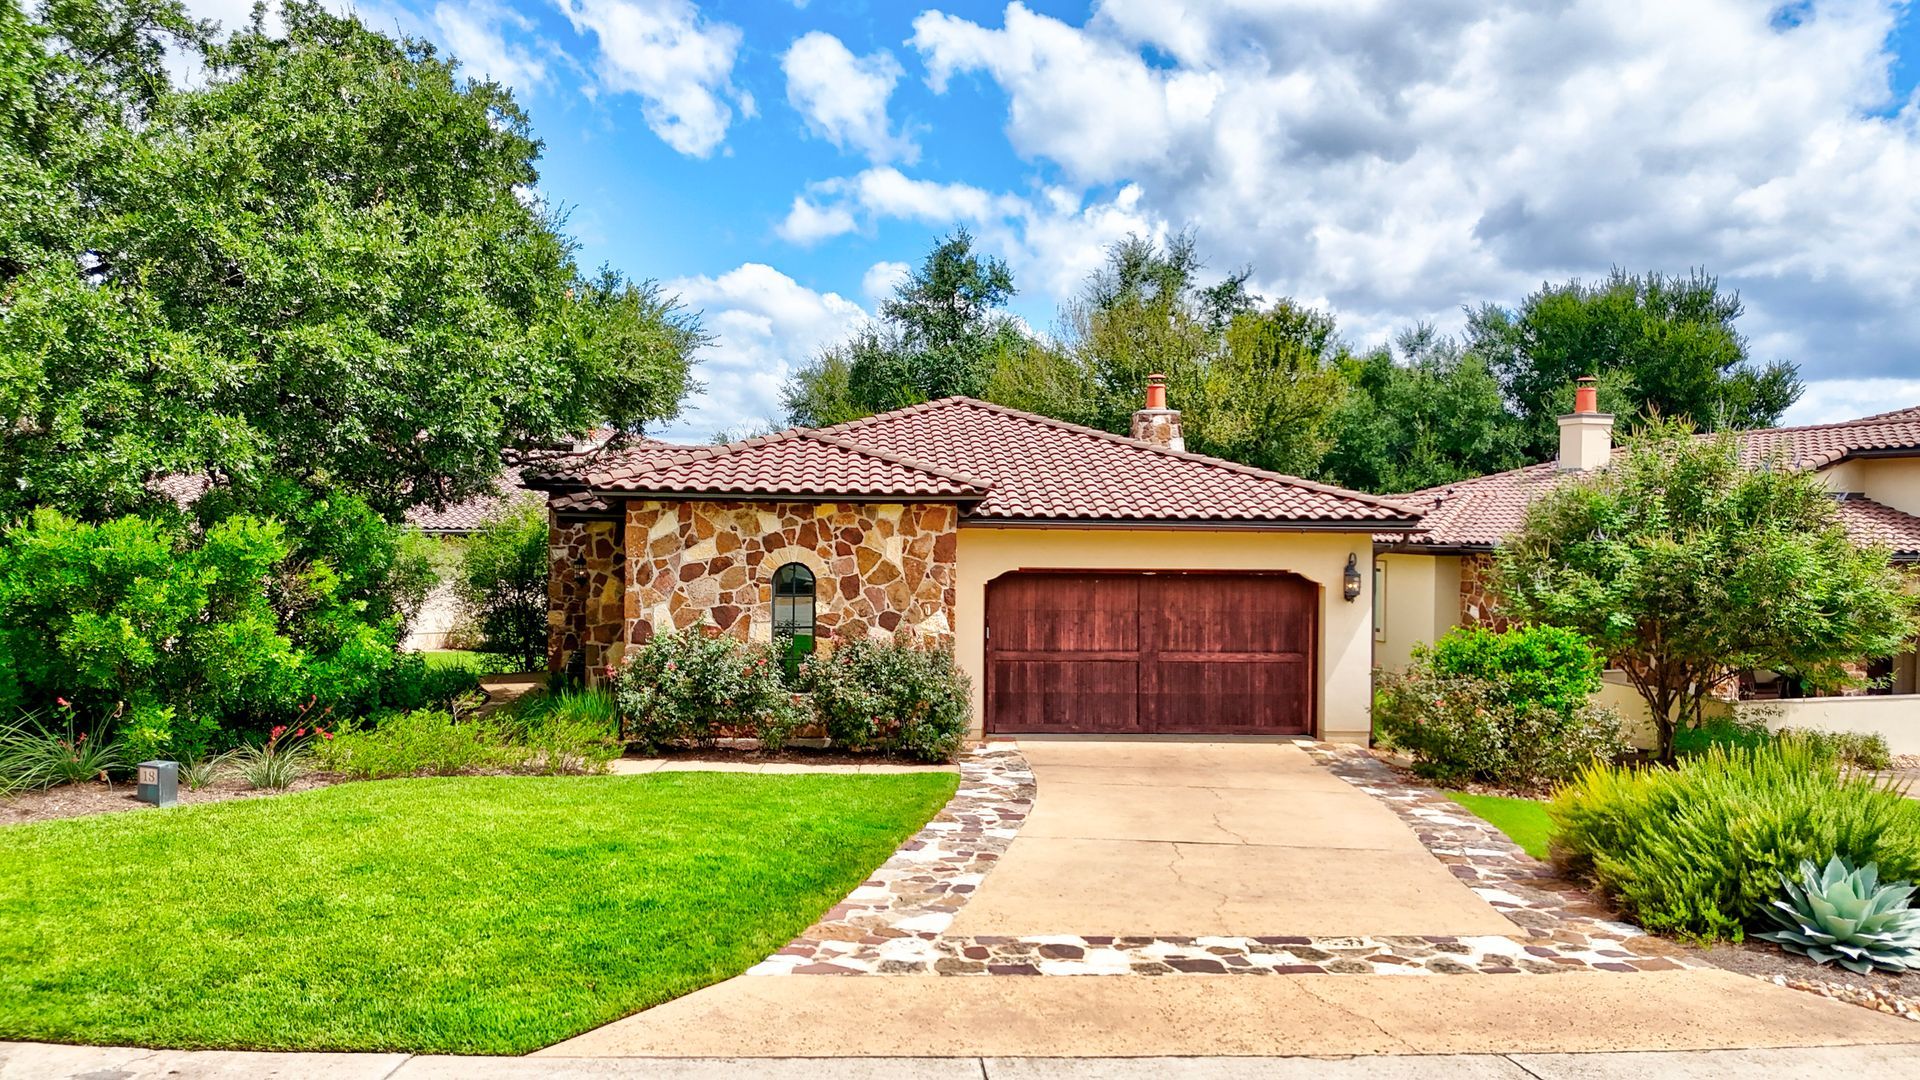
824,396,1421,519
563,424,991,497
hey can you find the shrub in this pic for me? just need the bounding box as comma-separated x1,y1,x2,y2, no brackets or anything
520,716,621,775
505,685,620,737
315,710,507,779
179,751,234,792
614,631,797,751
1374,663,1623,788
1675,716,1893,771
453,499,550,671
802,638,971,763
1550,739,1920,941
1426,625,1604,719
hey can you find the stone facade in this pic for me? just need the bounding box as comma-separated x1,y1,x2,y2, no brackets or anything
1129,408,1184,451
621,499,959,652
547,515,624,676
1457,553,1513,631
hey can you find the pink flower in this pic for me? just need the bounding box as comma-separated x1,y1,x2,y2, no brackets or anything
665,661,677,671
271,725,287,740
55,697,69,707
295,728,306,737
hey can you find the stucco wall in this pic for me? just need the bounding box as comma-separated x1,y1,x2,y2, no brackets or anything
623,499,958,653
1818,456,1920,518
1373,553,1462,672
955,526,1377,743
1739,694,1920,756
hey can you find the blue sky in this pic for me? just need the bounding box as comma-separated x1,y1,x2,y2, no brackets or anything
196,0,1920,440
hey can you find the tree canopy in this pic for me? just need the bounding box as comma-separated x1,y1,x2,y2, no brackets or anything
1492,421,1918,761
1,0,703,522
782,229,1021,426
1466,269,1802,461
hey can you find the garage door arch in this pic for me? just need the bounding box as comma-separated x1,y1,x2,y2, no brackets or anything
984,570,1317,736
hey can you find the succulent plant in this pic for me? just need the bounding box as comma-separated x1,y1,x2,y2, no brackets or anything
1756,855,1920,974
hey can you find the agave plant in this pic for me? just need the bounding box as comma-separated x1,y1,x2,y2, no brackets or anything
1756,855,1920,973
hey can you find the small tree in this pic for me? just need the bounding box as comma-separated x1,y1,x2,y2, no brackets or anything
454,498,550,671
1494,421,1919,762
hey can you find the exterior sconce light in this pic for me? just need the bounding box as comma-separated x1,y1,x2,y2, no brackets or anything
1343,553,1362,602
571,554,589,585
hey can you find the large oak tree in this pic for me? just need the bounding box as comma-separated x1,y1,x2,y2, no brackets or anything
0,0,702,522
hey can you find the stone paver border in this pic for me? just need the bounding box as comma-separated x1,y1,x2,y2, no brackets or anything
754,738,1693,977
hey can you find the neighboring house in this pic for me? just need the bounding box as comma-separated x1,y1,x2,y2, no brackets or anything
401,481,546,651
1374,383,1920,748
526,378,1423,743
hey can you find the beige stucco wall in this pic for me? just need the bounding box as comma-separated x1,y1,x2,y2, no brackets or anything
1373,553,1463,672
1817,456,1920,518
954,526,1378,743
1738,694,1920,755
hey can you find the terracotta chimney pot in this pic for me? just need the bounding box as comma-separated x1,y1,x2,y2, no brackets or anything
1131,374,1184,452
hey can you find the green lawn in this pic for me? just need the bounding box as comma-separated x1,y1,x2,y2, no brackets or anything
1445,791,1554,859
0,771,957,1054
420,649,529,675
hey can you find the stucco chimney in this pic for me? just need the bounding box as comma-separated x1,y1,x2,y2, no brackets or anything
1131,374,1185,451
1556,375,1614,471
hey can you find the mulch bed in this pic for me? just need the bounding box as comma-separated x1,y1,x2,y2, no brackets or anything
1,774,340,827
638,741,945,767
1695,938,1920,1022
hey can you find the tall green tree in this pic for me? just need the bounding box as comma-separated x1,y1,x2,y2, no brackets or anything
1466,269,1801,460
1321,326,1528,494
1,0,702,523
1052,235,1346,476
782,229,1022,425
1493,421,1918,762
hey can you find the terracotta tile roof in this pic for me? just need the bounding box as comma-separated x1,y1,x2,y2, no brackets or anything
819,398,1418,524
1388,405,1920,552
541,430,990,500
528,397,1417,526
406,482,544,532
1836,495,1920,559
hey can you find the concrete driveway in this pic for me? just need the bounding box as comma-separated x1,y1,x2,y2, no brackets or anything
948,738,1519,937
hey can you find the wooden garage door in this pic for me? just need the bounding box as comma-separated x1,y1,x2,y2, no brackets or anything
985,571,1316,735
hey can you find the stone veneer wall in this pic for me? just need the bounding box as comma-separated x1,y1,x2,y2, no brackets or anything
623,500,958,651
1457,553,1513,632
547,515,625,675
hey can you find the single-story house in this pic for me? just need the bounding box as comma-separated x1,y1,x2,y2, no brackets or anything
1375,383,1920,749
527,378,1423,743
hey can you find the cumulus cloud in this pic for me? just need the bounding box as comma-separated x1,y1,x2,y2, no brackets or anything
897,0,1920,389
555,0,746,157
861,260,910,305
658,264,871,439
433,0,551,92
782,31,916,163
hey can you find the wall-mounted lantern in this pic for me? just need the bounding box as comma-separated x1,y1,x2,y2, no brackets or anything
1343,553,1363,602
571,553,589,585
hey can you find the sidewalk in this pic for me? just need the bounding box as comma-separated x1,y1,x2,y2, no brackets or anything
6,1043,1920,1079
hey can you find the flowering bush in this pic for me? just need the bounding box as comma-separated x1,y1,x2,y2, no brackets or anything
1375,664,1623,789
801,637,971,763
614,631,799,752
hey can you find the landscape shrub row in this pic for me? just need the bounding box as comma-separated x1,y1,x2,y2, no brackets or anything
1549,738,1920,942
315,696,622,780
615,631,970,763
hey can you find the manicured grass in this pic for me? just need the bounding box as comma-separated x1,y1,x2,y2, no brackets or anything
1445,791,1554,859
0,771,957,1054
420,649,526,674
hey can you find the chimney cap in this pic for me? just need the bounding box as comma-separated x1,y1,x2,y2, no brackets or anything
1144,374,1169,411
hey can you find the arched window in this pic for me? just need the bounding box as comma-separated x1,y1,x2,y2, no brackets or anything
772,563,817,671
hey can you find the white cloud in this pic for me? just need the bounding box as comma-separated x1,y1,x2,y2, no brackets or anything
897,0,1920,384
658,264,871,439
861,261,910,305
782,31,916,164
555,0,745,157
775,195,859,245
433,0,551,92
1783,378,1920,426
